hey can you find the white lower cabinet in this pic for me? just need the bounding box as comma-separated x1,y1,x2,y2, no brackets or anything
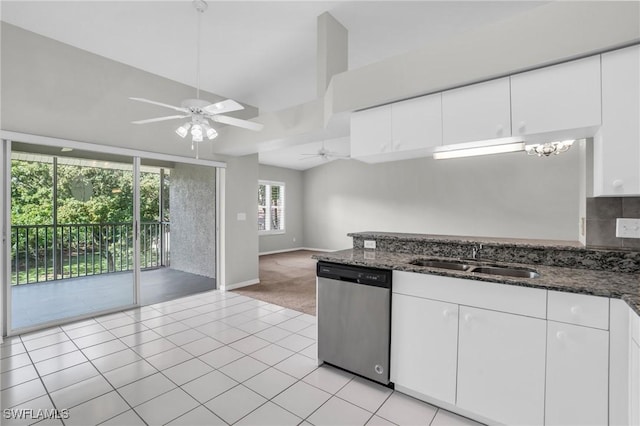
456,306,546,426
391,293,458,404
390,271,627,425
631,307,640,426
631,340,640,426
545,321,609,426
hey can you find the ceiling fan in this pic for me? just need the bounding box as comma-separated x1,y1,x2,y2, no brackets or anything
129,0,263,157
300,141,350,161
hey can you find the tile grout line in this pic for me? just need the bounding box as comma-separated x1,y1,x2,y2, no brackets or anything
10,292,420,426
57,324,148,426
15,333,62,426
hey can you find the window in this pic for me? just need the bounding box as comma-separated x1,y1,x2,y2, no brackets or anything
258,181,285,234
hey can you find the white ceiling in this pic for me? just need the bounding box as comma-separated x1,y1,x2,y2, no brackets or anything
260,136,351,170
1,0,546,169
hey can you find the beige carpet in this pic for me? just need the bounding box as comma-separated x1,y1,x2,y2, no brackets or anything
231,250,320,316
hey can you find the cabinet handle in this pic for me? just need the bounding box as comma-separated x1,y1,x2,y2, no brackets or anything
570,306,581,315
613,179,624,188
442,309,455,318
380,144,388,152
556,330,567,341
393,142,401,151
518,121,526,133
464,313,473,322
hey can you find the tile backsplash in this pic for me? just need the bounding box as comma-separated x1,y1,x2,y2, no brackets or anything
586,197,640,249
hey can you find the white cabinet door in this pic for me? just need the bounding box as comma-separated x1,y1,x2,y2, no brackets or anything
351,94,442,163
545,321,609,426
350,104,392,159
511,56,601,136
631,340,640,426
442,77,511,144
392,93,442,152
593,45,640,196
391,293,458,404
457,306,546,426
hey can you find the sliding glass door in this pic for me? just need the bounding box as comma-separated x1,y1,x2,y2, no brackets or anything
3,139,221,335
138,162,216,305
9,144,136,331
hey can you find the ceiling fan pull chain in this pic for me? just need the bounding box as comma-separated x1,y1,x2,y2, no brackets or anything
195,1,203,100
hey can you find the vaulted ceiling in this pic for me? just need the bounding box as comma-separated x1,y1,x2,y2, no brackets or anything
2,1,548,169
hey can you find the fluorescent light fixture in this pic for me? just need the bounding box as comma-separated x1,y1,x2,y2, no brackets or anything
61,147,73,152
433,137,525,160
175,122,191,138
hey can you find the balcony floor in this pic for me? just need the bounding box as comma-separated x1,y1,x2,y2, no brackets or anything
10,268,215,331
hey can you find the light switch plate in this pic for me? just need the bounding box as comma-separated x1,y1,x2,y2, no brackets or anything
237,212,246,221
364,240,376,249
616,218,640,238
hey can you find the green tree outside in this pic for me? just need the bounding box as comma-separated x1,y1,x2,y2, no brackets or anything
11,157,168,284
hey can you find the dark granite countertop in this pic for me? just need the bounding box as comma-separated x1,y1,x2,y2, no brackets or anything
313,248,640,316
348,231,588,249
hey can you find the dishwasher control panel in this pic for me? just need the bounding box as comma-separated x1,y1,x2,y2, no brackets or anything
317,262,391,288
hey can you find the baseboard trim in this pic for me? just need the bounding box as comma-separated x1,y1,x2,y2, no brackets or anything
225,278,260,291
258,247,334,256
301,247,335,253
259,248,303,256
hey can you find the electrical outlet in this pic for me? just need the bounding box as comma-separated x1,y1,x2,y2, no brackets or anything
616,218,640,238
364,240,376,249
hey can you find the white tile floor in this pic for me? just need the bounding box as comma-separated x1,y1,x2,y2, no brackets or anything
1,290,485,426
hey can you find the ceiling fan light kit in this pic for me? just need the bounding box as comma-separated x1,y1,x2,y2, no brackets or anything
129,0,263,158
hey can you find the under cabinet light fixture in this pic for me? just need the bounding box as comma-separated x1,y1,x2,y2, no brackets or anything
525,140,575,157
433,137,525,160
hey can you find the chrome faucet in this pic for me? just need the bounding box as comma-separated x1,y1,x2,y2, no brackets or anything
471,244,484,260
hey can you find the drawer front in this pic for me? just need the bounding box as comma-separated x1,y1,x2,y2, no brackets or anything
393,271,547,319
547,291,609,330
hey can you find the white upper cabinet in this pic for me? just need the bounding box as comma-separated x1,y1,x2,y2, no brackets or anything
350,94,442,163
593,45,640,196
442,77,511,144
350,104,392,159
392,94,442,152
510,56,601,137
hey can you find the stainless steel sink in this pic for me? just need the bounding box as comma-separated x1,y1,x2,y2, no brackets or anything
408,258,540,278
408,258,474,271
469,266,540,279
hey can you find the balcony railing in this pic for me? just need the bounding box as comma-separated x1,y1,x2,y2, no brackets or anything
11,222,170,285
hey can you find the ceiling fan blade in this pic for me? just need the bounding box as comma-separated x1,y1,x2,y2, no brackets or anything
203,99,245,115
131,115,190,124
212,115,264,131
129,97,189,113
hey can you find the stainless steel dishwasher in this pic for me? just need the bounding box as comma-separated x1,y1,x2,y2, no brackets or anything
317,261,392,385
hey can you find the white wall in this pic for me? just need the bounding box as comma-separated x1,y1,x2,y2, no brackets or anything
303,149,582,250
224,154,259,287
170,164,216,278
258,165,304,254
0,22,256,160
1,22,260,295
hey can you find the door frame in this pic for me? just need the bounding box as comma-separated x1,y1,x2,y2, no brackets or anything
1,131,226,336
